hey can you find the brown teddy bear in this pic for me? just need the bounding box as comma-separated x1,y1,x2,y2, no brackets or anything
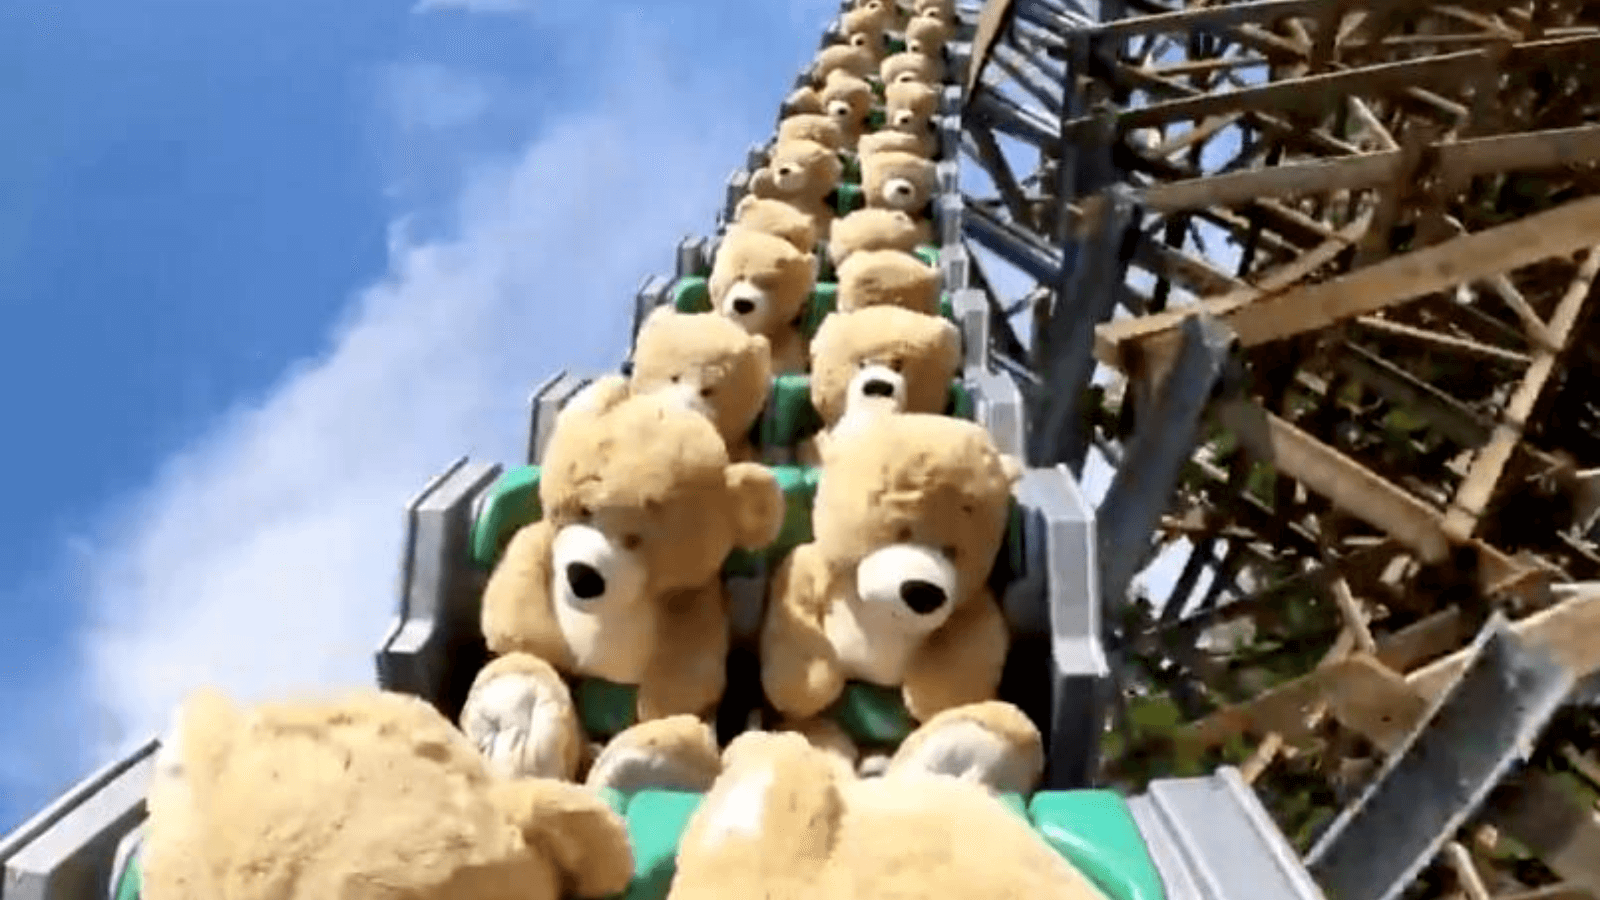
827,208,932,270
758,413,1022,768
707,225,817,374
140,686,647,900
596,305,773,463
837,249,941,316
862,149,937,214
668,711,1108,900
776,112,844,153
749,138,844,233
882,81,940,157
905,11,953,56
839,7,889,61
462,387,785,785
811,43,877,84
732,196,819,256
881,50,944,86
820,69,876,152
801,305,961,465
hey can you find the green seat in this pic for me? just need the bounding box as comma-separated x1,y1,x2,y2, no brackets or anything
603,787,1165,900
759,374,975,449
840,153,861,184
468,464,819,576
668,276,953,340
833,182,864,215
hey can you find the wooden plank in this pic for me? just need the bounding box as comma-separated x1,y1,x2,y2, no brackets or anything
1406,592,1600,701
1441,248,1600,541
967,0,1018,96
1139,124,1600,214
1489,772,1600,894
1068,49,1495,137
1095,194,1600,370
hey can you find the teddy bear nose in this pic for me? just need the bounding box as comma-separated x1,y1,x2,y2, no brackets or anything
566,562,606,600
863,378,895,397
732,298,756,315
777,165,796,177
900,579,946,614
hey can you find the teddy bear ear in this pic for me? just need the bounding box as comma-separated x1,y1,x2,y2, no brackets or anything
563,375,631,420
724,462,786,551
640,303,680,333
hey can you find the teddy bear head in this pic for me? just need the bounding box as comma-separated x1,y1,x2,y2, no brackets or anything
827,208,931,269
754,138,843,204
885,81,939,133
862,149,938,213
782,84,824,117
777,112,844,152
541,387,785,598
812,43,876,85
821,70,875,134
905,13,952,55
837,249,941,316
857,129,934,161
732,196,819,255
141,687,635,900
881,50,944,86
709,225,817,337
809,305,962,428
630,305,773,452
840,7,889,56
812,413,1021,664
913,0,956,23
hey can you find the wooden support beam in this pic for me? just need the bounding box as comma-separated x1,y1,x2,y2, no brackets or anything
1095,194,1600,371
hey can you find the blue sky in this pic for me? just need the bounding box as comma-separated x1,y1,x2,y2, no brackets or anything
0,0,838,831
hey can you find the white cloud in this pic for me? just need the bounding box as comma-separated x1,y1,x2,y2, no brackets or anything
49,11,819,773
384,63,495,133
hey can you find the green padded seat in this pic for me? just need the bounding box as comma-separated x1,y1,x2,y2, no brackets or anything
840,152,861,185
759,373,975,450
669,276,954,340
601,788,1166,900
833,182,864,215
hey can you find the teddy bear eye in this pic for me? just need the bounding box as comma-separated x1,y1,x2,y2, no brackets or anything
670,374,680,383
888,359,904,372
896,526,913,542
699,386,715,398
943,545,960,561
577,505,592,520
622,533,643,550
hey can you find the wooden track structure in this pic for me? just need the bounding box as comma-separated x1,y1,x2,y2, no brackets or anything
960,0,1600,897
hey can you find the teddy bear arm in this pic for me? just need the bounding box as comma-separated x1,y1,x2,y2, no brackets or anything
481,521,574,667
901,590,1010,722
494,778,635,899
638,582,731,721
761,546,847,719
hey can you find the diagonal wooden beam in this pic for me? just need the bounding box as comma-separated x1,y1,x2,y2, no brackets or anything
1094,194,1600,372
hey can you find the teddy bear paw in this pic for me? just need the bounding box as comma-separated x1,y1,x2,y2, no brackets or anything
585,715,723,795
460,669,580,781
885,701,1045,795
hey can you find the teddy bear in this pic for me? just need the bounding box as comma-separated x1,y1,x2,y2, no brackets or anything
667,710,1110,900
820,69,876,152
594,305,773,463
881,50,944,86
799,305,961,465
776,112,844,153
905,11,953,56
460,386,786,785
731,196,819,257
839,6,889,61
913,0,957,24
812,43,877,85
862,149,938,214
855,128,931,162
139,685,658,900
827,208,933,270
706,225,817,374
837,249,941,316
881,81,940,157
757,412,1023,769
749,138,844,234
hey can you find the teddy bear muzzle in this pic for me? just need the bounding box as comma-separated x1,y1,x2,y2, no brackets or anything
856,542,958,626
846,363,907,414
551,523,648,612
891,109,918,129
719,279,773,329
772,163,808,193
880,177,920,209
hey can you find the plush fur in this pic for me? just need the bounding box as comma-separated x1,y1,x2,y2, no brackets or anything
811,44,876,85
856,128,933,161
759,413,1022,764
881,50,944,87
839,8,889,61
836,249,941,316
905,12,952,56
731,196,819,256
706,225,817,374
749,138,844,235
776,113,844,153
801,306,961,465
141,687,640,900
820,70,876,152
668,712,1108,900
828,208,932,270
463,387,784,783
611,305,774,463
862,150,938,215
883,81,940,158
